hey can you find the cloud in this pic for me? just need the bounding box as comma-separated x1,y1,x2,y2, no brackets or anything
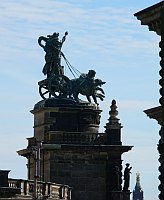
1,0,159,93
0,0,159,58
118,100,159,111
0,1,160,199
100,99,159,115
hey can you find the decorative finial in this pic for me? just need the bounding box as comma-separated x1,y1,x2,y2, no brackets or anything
136,172,140,183
105,99,122,130
109,99,118,119
135,172,142,188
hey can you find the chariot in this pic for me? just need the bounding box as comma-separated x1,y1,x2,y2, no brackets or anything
38,74,71,100
38,31,105,104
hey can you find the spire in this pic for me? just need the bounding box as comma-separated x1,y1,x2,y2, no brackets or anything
133,172,144,200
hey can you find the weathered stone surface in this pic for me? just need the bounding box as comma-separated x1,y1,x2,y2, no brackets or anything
18,99,132,200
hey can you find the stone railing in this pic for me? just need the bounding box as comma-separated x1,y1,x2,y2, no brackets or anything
45,131,106,145
8,178,72,199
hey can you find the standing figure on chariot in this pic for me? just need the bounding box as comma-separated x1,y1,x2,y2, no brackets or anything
38,32,105,104
38,31,68,78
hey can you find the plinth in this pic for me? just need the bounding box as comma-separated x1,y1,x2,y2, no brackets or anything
18,98,132,200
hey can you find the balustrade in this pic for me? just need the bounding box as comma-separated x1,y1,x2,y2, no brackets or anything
45,131,105,145
8,178,71,199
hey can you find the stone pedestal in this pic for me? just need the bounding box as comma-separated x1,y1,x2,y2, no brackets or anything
32,98,101,142
0,170,10,187
18,98,132,200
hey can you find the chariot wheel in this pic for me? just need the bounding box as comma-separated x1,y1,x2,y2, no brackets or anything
39,85,51,100
48,74,71,97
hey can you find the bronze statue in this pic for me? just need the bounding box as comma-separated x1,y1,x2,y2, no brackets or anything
38,32,68,78
123,163,132,191
70,70,105,104
38,32,106,104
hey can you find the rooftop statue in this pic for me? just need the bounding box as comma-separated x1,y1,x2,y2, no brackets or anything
123,163,132,191
38,32,105,105
70,70,105,105
38,32,68,78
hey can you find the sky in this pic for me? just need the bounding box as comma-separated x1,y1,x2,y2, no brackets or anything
0,0,162,199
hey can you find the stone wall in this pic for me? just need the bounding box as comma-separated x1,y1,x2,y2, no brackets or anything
50,151,106,200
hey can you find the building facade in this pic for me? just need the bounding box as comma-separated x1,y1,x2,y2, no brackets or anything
134,1,164,199
18,98,132,200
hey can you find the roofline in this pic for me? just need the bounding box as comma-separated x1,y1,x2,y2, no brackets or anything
134,1,164,17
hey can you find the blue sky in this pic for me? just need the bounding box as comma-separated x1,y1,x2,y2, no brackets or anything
0,0,162,199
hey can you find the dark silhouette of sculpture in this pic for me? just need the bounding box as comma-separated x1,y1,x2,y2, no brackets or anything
123,163,132,191
48,74,71,98
38,32,105,104
112,166,121,191
38,32,68,78
70,70,105,104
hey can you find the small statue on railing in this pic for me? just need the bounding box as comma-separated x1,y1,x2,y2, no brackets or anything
123,163,132,191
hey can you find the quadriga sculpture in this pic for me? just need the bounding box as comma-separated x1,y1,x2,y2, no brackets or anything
38,32,106,105
70,70,105,105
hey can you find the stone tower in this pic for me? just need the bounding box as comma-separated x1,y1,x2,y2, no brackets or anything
17,31,133,200
133,172,144,200
18,98,132,200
